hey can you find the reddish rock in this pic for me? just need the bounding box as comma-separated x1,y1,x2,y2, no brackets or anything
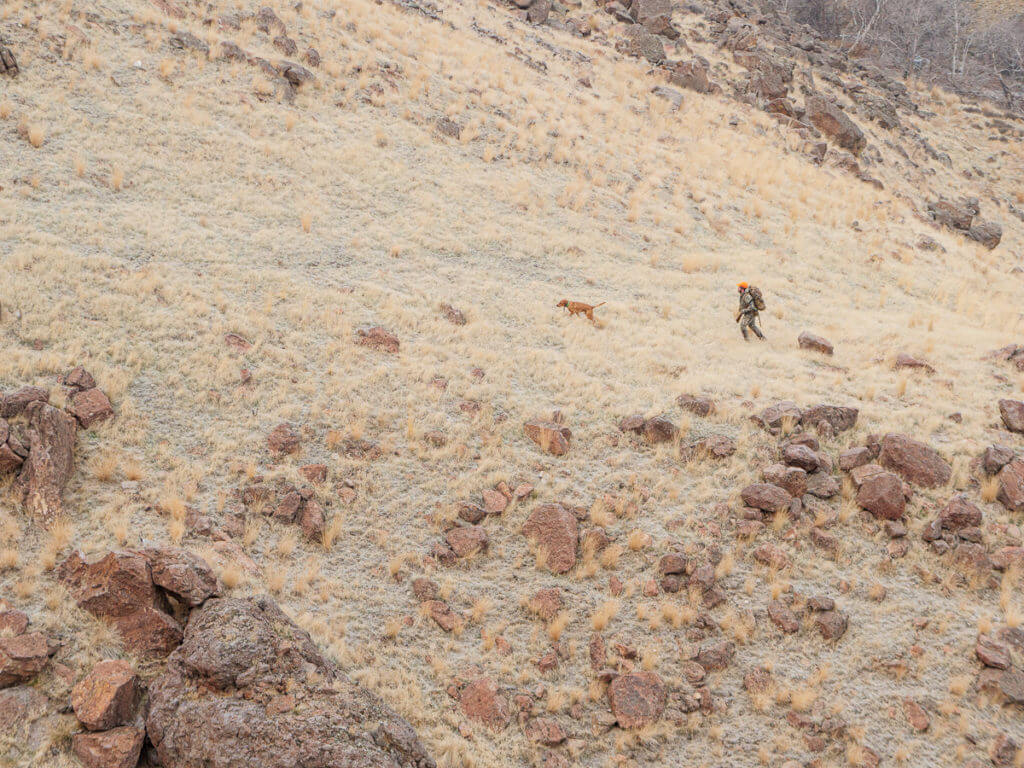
810,526,838,553
782,443,819,472
0,386,49,418
139,547,220,607
992,547,1024,571
894,353,935,373
16,401,76,527
58,550,183,656
411,578,438,603
696,640,735,672
618,414,645,434
267,423,301,455
607,672,666,729
522,504,578,574
856,471,906,520
62,366,97,391
482,489,508,514
753,543,790,570
806,95,866,154
839,447,872,471
355,325,399,353
997,457,1024,512
878,433,950,488
457,502,485,524
70,388,114,428
976,636,1011,669
446,526,488,558
275,491,302,523
741,483,792,514
440,303,466,325
983,444,1014,475
297,499,325,542
146,596,432,766
529,588,563,621
460,677,510,731
814,611,848,640
677,394,714,417
111,608,184,657
223,332,252,350
798,331,834,355
0,633,51,687
658,553,687,576
753,401,802,432
939,495,982,531
524,717,566,745
806,472,840,499
642,416,678,444
299,464,327,484
73,726,145,768
768,600,799,633
1000,399,1024,433
425,600,458,632
991,733,1019,767
589,633,606,670
762,464,807,497
902,698,929,731
524,420,571,456
71,660,140,730
0,609,28,636
59,550,160,619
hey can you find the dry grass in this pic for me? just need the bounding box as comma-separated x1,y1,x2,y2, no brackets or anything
1,0,1022,765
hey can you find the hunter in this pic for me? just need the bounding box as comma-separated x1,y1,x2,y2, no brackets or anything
735,282,766,341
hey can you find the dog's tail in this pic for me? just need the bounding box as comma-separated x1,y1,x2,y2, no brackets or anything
592,302,606,308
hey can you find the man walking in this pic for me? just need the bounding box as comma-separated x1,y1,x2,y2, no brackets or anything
736,282,766,341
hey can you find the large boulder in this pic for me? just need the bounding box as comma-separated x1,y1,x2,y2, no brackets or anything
667,58,717,94
58,550,184,656
927,198,977,230
147,596,434,768
967,220,1002,249
741,483,792,514
0,386,48,418
856,470,905,520
997,457,1024,512
805,96,866,155
522,503,578,573
999,399,1024,433
617,25,666,64
72,726,145,768
801,404,858,433
138,547,221,607
939,494,982,531
15,401,76,527
878,433,951,488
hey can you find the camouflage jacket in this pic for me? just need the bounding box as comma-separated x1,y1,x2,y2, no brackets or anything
738,290,757,316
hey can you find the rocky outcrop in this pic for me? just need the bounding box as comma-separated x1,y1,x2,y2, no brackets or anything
15,401,77,527
927,197,1001,249
877,433,951,488
146,595,434,767
805,95,866,154
59,548,220,656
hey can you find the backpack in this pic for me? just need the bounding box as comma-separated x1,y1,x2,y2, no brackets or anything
749,286,766,311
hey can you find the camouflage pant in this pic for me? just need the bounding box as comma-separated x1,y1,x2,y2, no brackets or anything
740,313,764,340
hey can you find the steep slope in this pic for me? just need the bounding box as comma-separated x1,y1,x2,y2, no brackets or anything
1,0,1024,767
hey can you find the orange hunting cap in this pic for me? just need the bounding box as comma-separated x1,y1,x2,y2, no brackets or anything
737,282,748,289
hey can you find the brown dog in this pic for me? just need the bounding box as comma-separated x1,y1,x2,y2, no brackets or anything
556,299,605,322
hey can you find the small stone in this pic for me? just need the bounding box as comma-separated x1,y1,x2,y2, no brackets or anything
798,331,834,355
267,423,300,455
71,660,140,731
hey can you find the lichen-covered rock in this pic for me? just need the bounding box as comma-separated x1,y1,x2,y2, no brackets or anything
147,596,434,767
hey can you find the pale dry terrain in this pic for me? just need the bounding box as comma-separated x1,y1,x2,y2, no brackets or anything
1,0,1024,766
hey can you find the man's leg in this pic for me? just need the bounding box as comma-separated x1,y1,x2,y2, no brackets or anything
740,316,751,341
751,318,765,340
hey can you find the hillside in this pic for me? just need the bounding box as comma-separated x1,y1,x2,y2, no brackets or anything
1,0,1024,767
